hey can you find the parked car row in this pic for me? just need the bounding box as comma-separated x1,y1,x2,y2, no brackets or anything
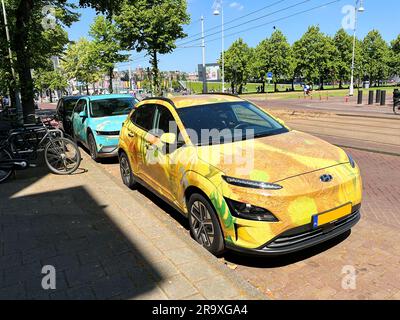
56,93,362,257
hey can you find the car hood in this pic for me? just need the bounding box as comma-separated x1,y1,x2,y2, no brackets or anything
90,115,128,132
195,130,349,183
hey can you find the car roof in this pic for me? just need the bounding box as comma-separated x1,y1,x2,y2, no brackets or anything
86,94,135,101
143,94,244,109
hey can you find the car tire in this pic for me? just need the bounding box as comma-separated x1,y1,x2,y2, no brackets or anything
188,193,225,256
88,132,99,162
119,151,137,189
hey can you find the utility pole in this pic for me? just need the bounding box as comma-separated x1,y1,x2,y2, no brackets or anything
1,0,22,122
349,0,365,96
213,0,225,93
201,16,207,94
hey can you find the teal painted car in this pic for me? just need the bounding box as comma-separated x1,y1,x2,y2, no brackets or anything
71,94,138,160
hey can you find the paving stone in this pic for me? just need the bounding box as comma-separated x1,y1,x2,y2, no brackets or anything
164,247,201,265
159,274,198,299
179,260,219,283
65,263,106,288
195,276,240,300
91,275,136,300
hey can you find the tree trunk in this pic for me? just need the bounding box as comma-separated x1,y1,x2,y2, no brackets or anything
109,67,114,93
291,79,295,91
49,90,53,103
320,78,324,90
274,82,278,93
339,79,343,89
151,50,160,95
14,0,35,122
86,85,90,95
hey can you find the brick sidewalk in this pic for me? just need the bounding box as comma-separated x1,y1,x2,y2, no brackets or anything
0,157,263,300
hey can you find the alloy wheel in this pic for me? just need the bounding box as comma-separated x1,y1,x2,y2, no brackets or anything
190,200,215,247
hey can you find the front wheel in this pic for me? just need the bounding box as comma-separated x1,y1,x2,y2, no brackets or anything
188,193,225,256
88,132,99,161
44,138,81,175
119,151,137,189
0,149,14,183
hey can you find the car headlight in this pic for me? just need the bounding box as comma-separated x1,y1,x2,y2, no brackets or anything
222,175,283,190
347,153,356,168
225,198,279,222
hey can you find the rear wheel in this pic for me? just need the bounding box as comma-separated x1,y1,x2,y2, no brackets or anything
0,149,13,183
44,138,81,175
188,193,225,256
119,151,137,189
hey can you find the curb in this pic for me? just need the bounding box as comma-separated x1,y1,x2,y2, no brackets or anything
85,154,266,300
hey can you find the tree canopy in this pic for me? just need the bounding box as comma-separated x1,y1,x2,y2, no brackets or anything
115,0,190,94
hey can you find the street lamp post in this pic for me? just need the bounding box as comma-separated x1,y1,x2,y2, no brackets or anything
349,0,365,97
213,0,225,93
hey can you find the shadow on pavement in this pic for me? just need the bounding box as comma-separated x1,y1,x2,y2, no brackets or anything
223,230,351,268
0,162,162,300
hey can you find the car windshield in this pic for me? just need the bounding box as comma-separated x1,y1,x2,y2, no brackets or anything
177,101,289,146
90,98,137,118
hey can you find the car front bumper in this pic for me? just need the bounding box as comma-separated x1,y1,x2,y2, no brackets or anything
226,205,361,256
97,145,119,158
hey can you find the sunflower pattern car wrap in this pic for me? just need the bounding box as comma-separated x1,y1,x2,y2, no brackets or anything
119,97,362,251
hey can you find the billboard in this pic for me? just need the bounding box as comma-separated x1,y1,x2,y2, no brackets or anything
198,63,221,82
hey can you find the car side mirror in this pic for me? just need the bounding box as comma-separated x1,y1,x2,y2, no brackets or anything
79,111,87,118
160,133,177,145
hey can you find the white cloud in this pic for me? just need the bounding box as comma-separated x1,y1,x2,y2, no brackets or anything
230,2,244,11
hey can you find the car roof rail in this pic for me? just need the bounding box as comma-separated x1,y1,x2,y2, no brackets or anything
141,96,177,109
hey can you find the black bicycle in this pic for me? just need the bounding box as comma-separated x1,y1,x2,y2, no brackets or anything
0,114,81,183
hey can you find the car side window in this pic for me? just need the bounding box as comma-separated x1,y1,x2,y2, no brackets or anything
131,104,156,132
74,100,84,113
154,105,177,136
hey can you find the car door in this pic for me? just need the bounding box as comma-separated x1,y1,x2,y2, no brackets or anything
72,99,89,143
138,104,181,201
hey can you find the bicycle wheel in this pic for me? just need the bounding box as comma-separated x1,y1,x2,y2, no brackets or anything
0,148,14,183
44,138,81,175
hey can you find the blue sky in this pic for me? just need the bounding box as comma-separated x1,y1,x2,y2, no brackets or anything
66,0,399,72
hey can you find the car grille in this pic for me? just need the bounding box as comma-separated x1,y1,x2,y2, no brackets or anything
263,204,361,250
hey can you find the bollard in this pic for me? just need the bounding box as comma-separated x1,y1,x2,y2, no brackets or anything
368,91,374,105
357,90,363,104
376,90,381,103
380,90,386,106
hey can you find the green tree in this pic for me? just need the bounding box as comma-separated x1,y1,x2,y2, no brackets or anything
362,30,391,86
222,38,252,94
293,26,338,89
89,15,128,93
333,29,353,88
61,38,103,95
251,40,268,92
390,35,400,78
265,30,291,92
2,0,79,119
115,0,190,94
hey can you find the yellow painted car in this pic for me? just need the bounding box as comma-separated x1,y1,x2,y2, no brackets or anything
118,94,362,256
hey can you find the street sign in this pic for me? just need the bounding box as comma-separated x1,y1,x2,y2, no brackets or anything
267,72,273,80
